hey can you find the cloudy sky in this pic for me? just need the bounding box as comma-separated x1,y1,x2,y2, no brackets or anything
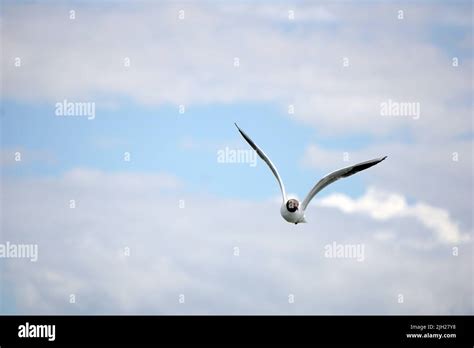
1,0,472,314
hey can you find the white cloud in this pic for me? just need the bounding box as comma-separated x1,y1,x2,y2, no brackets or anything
1,169,472,314
61,168,181,192
316,187,470,244
301,140,473,235
1,2,471,138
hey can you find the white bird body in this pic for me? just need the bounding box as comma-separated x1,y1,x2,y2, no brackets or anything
235,123,387,224
280,203,306,224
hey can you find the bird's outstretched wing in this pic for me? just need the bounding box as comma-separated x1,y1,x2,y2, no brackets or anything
301,156,387,211
235,123,287,203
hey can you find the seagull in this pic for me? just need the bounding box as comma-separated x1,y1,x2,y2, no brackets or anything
235,123,387,224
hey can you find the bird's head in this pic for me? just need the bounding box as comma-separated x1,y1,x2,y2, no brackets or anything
286,199,300,213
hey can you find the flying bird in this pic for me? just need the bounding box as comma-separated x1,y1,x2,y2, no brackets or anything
235,123,387,224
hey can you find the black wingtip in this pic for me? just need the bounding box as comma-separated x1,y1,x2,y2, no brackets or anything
234,123,244,135
381,156,388,161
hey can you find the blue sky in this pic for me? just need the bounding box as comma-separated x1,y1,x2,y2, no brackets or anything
2,98,377,200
